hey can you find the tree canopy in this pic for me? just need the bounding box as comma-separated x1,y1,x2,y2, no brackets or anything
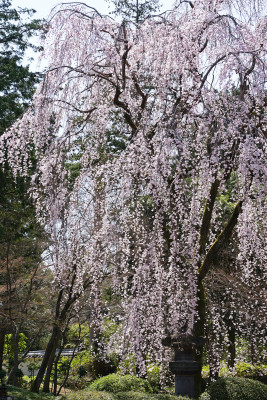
0,0,41,133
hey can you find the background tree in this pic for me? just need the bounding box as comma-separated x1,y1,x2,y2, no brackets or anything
0,0,44,384
106,0,160,23
1,0,266,397
0,0,41,134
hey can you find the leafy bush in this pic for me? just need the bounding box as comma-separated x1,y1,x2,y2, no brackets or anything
199,376,267,400
236,362,267,377
63,390,187,400
66,351,94,389
65,372,92,390
63,391,116,400
201,366,210,379
146,364,161,392
116,392,188,400
88,356,117,380
21,375,32,389
87,373,153,393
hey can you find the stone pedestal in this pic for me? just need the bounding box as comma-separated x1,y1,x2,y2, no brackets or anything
163,334,203,398
169,350,200,398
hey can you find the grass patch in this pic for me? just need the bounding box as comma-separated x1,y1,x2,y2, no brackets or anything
6,385,59,400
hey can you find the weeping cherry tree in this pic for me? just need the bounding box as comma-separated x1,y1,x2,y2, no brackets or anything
0,0,266,395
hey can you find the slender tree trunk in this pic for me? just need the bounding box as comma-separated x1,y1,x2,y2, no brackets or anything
53,350,60,396
228,321,236,369
0,328,6,370
56,348,76,396
31,281,84,393
57,324,80,396
42,330,61,393
53,328,69,396
31,324,61,393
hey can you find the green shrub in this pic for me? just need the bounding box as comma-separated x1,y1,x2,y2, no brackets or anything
199,376,267,400
21,375,32,389
201,366,210,379
116,392,188,400
235,362,267,381
63,390,187,400
238,362,267,376
65,372,92,390
87,373,153,393
63,390,116,400
88,357,117,380
146,364,161,393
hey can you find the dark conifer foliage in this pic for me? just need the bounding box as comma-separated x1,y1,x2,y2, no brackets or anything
0,1,45,382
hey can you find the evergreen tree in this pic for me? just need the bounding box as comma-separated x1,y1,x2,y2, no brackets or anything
106,0,160,23
0,0,41,133
0,0,44,383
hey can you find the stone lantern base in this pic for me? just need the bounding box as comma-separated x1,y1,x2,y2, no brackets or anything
162,333,204,398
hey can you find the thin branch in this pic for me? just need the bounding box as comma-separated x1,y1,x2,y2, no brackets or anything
180,0,194,9
49,2,103,20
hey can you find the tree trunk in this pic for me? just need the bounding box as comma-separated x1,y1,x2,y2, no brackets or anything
31,324,61,393
31,283,82,393
193,279,206,399
42,333,60,393
0,328,6,371
228,321,236,369
53,352,59,396
53,338,66,396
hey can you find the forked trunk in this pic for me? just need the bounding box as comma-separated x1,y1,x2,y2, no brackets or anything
31,324,61,393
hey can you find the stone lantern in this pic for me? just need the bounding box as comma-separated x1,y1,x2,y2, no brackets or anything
162,334,204,398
